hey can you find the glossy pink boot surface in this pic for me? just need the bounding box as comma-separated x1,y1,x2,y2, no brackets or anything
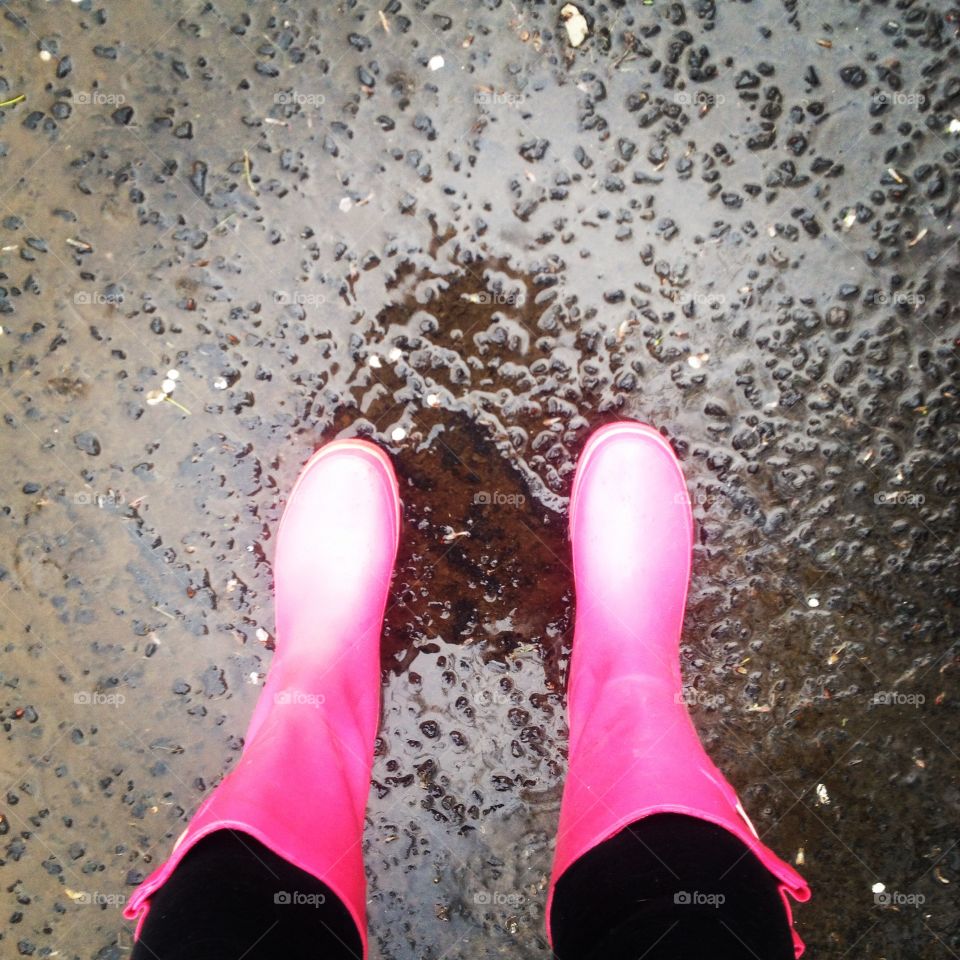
124,439,401,957
547,422,810,956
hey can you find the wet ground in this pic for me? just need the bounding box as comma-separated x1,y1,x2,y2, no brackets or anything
1,0,959,957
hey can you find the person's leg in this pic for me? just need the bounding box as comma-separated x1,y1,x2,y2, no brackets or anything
132,830,361,960
124,440,402,957
551,814,795,960
546,423,810,958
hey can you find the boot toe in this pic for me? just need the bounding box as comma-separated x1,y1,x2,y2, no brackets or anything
569,421,693,621
274,439,401,633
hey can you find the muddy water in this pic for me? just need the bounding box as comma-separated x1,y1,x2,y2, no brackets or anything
1,1,958,958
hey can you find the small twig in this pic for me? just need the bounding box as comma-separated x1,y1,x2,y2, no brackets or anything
212,211,236,233
164,395,192,415
243,149,257,195
0,94,25,108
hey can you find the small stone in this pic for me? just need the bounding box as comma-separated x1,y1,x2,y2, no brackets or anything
560,4,589,48
519,138,550,162
73,432,101,456
839,65,867,88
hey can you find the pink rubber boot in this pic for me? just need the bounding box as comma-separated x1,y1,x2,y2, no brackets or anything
124,439,401,957
546,422,810,956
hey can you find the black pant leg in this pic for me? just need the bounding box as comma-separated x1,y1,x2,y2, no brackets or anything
131,829,363,960
551,813,796,960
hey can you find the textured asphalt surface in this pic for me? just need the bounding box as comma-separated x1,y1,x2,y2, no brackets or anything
1,1,958,958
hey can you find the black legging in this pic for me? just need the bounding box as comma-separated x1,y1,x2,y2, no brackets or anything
131,830,363,960
132,815,794,959
551,813,795,959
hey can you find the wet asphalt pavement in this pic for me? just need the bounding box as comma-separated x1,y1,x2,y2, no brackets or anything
1,1,959,958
